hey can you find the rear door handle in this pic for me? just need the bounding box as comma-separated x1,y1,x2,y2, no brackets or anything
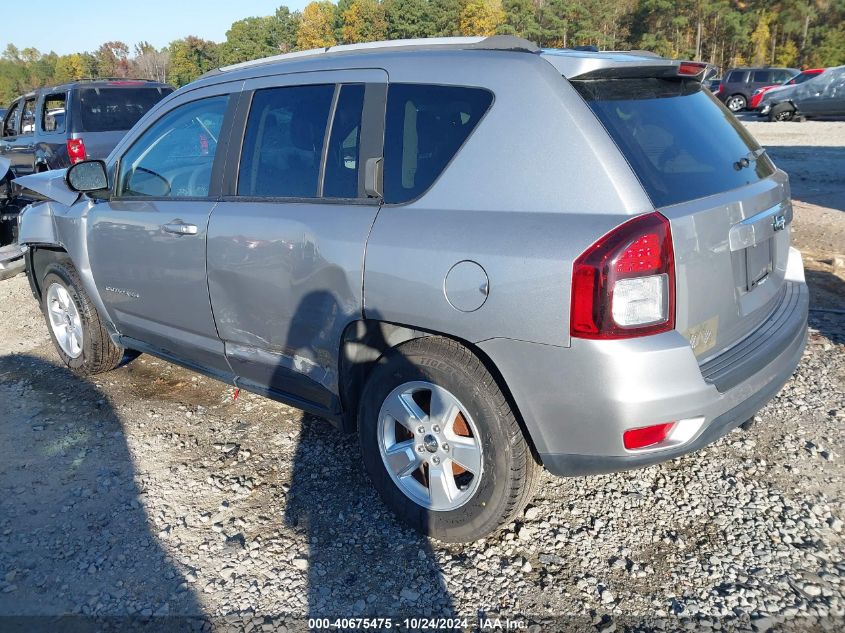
162,220,198,236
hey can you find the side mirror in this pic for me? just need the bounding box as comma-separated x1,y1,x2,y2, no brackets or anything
66,159,109,193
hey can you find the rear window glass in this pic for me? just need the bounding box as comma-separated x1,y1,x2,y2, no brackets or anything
574,78,775,208
77,86,173,132
383,84,493,204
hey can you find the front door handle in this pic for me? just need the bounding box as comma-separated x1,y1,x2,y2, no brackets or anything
162,220,198,236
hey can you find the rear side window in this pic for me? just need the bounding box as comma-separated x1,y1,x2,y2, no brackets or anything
77,86,173,133
752,70,772,83
575,78,775,208
238,84,334,198
41,93,67,133
727,70,748,83
383,84,493,204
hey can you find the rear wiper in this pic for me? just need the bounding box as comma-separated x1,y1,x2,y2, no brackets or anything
734,147,767,170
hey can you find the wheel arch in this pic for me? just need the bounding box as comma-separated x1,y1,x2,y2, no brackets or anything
26,244,72,300
337,319,541,463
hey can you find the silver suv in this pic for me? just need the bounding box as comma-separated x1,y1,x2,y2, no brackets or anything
17,37,809,542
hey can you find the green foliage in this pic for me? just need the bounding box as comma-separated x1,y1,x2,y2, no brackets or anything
2,1,844,106
459,0,506,37
385,0,436,39
168,37,219,86
341,0,388,43
297,1,338,49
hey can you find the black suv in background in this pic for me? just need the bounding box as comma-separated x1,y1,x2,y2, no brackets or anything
718,67,798,111
0,79,173,175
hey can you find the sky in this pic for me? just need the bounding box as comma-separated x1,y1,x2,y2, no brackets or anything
3,0,311,56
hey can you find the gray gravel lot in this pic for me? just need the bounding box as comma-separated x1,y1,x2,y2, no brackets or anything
0,120,843,632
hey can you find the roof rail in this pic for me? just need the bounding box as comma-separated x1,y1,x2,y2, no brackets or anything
215,35,539,74
71,77,159,82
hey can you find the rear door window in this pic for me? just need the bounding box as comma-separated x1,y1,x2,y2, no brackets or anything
237,84,335,198
323,84,365,198
41,93,67,133
77,86,173,133
751,70,772,83
574,78,775,208
383,84,493,204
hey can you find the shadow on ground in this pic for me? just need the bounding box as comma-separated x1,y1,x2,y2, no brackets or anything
764,145,845,212
806,268,845,345
0,353,204,631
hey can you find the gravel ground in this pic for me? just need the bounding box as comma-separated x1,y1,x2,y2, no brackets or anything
0,120,843,632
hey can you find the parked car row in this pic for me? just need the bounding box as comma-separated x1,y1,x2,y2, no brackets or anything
0,79,173,175
758,66,845,121
706,64,845,120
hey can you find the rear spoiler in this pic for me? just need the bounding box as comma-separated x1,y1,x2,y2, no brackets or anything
570,61,711,81
540,49,713,81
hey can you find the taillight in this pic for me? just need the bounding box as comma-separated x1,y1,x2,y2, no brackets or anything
677,62,707,77
66,138,87,164
570,212,675,339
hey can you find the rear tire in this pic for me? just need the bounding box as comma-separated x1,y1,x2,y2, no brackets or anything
358,336,538,543
41,261,124,375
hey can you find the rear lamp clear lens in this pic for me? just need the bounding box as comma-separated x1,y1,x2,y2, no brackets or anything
611,274,668,327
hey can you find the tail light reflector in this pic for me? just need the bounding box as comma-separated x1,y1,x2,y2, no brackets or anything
623,422,676,450
67,138,87,164
571,212,675,339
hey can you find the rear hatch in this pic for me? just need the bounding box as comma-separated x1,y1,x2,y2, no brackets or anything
570,70,791,361
70,84,173,159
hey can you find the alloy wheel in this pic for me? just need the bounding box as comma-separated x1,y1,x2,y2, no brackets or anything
727,95,746,112
377,381,483,512
46,283,83,359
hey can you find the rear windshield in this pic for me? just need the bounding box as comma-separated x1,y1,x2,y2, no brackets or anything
76,86,173,133
789,70,820,85
574,78,775,208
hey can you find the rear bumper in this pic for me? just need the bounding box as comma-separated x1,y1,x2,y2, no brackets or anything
477,253,809,477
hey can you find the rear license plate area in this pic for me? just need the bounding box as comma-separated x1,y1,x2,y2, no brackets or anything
745,239,773,289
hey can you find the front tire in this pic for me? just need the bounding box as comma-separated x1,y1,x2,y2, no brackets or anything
41,261,124,375
358,336,538,543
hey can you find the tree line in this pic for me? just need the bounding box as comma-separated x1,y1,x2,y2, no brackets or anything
2,0,844,104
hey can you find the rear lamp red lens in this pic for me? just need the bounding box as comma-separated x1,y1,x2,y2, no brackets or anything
678,62,707,77
623,422,676,450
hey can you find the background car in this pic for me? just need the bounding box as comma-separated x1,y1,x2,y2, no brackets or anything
719,66,798,111
0,79,173,175
761,65,845,121
751,68,825,110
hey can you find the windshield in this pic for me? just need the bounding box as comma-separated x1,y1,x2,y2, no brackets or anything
574,78,776,208
76,86,173,133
